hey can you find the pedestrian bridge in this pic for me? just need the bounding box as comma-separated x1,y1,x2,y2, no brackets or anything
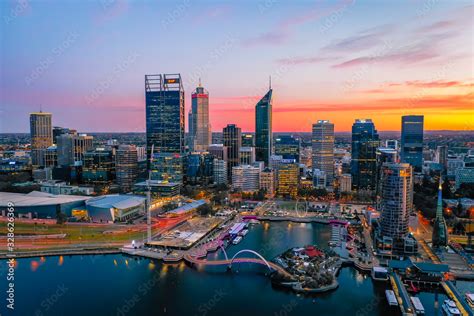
184,247,293,278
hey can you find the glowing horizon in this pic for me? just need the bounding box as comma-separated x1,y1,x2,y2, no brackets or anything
1,0,473,133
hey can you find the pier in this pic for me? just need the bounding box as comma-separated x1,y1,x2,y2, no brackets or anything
389,272,415,316
441,281,474,316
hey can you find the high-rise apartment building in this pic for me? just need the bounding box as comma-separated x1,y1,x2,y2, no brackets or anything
379,163,413,241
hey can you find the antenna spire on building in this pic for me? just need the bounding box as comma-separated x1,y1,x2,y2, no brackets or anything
198,78,202,87
269,76,271,90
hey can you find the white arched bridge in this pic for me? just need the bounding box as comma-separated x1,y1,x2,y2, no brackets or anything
184,247,292,278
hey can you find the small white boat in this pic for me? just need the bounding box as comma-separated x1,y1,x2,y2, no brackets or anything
232,236,242,245
239,229,248,236
385,290,398,306
442,300,461,316
410,296,425,314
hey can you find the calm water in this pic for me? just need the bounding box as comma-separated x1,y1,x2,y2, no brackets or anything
1,222,453,316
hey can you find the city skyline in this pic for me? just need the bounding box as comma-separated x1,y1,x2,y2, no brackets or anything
1,1,473,133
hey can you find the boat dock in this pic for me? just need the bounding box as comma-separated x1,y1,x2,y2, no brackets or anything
389,272,415,316
441,281,474,316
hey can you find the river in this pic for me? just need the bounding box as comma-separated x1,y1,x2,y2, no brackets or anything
0,221,455,315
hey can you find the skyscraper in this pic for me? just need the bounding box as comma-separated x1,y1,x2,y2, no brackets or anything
255,84,272,166
145,74,185,161
401,115,424,172
30,112,53,166
432,178,448,248
223,124,241,182
312,120,335,188
351,119,379,190
116,145,138,193
379,163,413,241
188,81,211,151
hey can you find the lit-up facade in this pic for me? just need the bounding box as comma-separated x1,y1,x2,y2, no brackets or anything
277,162,298,198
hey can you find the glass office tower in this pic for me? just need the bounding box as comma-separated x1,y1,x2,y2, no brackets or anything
145,74,185,182
223,124,242,182
351,119,380,190
145,74,185,159
255,88,272,166
401,115,424,172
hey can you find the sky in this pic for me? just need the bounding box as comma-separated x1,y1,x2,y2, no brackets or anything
0,0,473,133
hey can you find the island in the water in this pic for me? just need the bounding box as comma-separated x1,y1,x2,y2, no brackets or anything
271,245,341,293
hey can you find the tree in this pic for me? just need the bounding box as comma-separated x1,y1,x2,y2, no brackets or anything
56,205,67,224
197,203,213,216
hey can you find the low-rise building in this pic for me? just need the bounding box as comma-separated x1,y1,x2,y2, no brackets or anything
85,194,146,222
0,191,91,219
133,180,181,198
40,180,94,195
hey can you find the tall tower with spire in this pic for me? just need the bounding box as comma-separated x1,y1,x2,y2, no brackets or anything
432,177,448,248
189,80,211,151
255,78,273,165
